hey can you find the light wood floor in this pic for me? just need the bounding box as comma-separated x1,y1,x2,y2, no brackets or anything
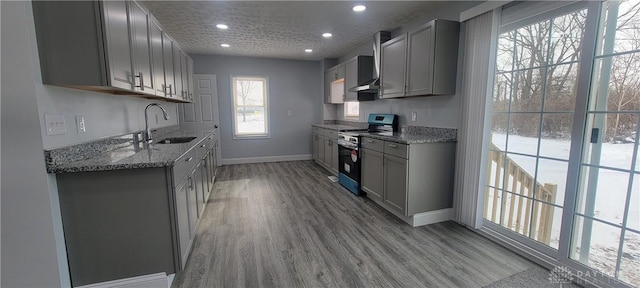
171,161,536,287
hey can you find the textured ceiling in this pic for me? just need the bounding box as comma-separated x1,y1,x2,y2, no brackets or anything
142,1,451,60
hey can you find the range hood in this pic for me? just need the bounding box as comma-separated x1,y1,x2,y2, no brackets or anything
349,31,391,93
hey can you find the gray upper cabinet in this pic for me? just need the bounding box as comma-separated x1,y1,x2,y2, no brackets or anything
380,34,407,99
162,33,175,98
380,19,460,99
150,18,167,97
173,45,184,100
32,0,192,103
324,64,345,104
187,56,195,102
344,56,375,102
102,1,135,91
180,52,189,101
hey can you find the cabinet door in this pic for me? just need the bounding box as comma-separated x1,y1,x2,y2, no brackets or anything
101,0,134,91
317,136,326,165
194,162,205,217
380,34,407,99
173,46,184,99
361,148,384,202
312,134,319,161
187,56,194,101
323,138,333,169
344,58,357,101
175,180,190,269
331,139,339,174
180,52,188,100
186,170,198,236
335,64,345,79
384,154,407,215
149,19,166,96
129,1,154,93
406,22,435,97
324,70,333,104
162,33,174,98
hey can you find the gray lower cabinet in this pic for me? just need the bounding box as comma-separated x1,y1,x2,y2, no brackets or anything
311,127,339,175
361,148,384,202
174,178,190,269
360,136,455,219
55,135,216,286
383,154,408,215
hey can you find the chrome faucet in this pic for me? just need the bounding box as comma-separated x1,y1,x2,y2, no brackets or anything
144,103,170,143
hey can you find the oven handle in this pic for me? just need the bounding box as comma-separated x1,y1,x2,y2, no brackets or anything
337,140,359,150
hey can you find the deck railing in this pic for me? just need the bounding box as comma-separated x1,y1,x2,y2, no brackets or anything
484,143,557,245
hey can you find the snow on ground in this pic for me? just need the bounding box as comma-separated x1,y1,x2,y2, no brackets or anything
490,133,639,285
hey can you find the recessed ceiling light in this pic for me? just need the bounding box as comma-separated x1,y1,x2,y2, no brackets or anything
216,24,228,30
352,5,366,12
305,49,313,53
322,33,333,38
221,44,230,48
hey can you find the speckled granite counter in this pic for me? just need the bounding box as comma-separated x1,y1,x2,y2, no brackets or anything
359,132,456,144
359,126,457,144
45,127,213,173
311,124,367,131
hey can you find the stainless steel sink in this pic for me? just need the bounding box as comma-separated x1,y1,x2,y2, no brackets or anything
156,137,197,144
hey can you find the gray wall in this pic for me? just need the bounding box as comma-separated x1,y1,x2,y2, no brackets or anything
1,2,70,286
334,1,478,129
192,55,322,160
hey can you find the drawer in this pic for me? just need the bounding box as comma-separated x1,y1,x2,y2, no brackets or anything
384,141,408,159
312,127,323,135
173,149,196,185
324,129,338,139
195,140,208,160
361,137,384,152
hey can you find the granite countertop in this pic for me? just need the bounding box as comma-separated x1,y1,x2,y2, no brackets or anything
311,124,367,132
359,131,457,144
47,131,213,173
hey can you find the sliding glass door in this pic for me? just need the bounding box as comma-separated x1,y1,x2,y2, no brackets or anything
483,1,639,286
571,1,640,285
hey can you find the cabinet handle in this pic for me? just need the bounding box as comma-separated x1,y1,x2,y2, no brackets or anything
134,72,144,90
388,144,398,148
185,157,193,162
167,84,173,96
188,176,193,189
365,139,373,143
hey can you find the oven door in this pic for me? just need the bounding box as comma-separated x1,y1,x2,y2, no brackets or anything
337,140,361,194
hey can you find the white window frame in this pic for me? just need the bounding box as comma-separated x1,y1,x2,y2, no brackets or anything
344,101,360,119
231,75,270,139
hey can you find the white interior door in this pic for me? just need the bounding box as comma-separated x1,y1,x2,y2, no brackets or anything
179,74,221,165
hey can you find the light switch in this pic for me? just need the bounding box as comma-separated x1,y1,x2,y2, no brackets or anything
287,110,292,117
45,114,67,135
411,111,417,122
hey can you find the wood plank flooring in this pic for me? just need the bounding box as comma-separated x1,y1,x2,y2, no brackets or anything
171,161,536,288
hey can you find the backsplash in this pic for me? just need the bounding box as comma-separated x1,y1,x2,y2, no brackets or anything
323,120,368,128
44,125,180,170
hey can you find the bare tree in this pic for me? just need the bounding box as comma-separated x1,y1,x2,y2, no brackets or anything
235,79,255,122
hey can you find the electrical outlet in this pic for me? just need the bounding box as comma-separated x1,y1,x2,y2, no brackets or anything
75,115,86,134
45,114,67,135
411,111,417,122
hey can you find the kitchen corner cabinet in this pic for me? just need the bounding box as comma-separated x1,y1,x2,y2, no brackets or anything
324,64,345,104
360,136,455,219
56,135,216,286
32,0,193,103
311,127,338,175
380,19,460,99
344,56,375,102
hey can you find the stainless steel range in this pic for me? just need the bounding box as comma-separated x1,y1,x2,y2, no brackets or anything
337,113,398,195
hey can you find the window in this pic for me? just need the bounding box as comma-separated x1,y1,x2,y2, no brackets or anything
344,101,359,118
232,76,269,138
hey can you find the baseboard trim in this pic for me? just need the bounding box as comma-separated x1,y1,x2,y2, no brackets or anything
410,208,452,227
222,154,312,165
76,272,168,288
